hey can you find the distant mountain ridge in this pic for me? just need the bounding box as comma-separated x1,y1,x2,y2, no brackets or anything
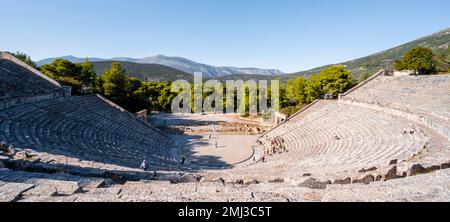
36,27,449,80
37,54,284,77
36,56,107,66
91,61,193,82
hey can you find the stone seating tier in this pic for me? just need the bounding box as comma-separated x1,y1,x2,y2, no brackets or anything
0,95,177,169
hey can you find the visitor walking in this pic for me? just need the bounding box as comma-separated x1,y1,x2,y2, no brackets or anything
140,160,149,171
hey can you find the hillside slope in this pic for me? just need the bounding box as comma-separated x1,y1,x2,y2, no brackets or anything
288,28,450,78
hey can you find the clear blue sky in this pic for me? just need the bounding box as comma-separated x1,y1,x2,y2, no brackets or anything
1,0,449,73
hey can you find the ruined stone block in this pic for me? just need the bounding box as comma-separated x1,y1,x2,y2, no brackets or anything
410,164,428,176
385,166,398,181
353,175,375,185
299,178,328,190
389,159,398,165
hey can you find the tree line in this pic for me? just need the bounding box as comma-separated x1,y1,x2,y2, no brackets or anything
394,47,450,74
9,46,449,115
39,59,176,113
8,52,356,115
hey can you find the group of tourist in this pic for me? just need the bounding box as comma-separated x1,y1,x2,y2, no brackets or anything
259,136,288,160
402,127,421,135
0,141,15,155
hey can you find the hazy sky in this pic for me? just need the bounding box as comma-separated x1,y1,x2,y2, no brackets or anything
1,0,449,72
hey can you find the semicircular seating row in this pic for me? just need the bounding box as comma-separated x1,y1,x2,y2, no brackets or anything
342,75,450,121
0,95,183,170
0,60,62,100
244,101,431,178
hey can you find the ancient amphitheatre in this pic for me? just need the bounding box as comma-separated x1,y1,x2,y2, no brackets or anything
1,51,450,202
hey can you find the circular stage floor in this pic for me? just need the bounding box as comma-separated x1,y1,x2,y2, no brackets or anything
173,134,256,167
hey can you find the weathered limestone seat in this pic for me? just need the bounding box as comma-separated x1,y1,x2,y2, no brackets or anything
227,101,436,180
0,60,63,102
226,75,450,182
340,75,450,131
2,51,450,202
0,95,180,170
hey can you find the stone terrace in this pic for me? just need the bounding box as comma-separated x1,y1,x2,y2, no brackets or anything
2,167,450,202
211,100,450,183
340,75,450,140
0,58,66,110
1,58,450,202
0,95,179,171
341,75,450,120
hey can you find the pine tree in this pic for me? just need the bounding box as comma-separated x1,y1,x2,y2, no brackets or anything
102,62,128,101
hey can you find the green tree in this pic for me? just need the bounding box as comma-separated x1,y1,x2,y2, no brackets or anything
131,81,176,112
40,59,83,94
304,74,323,102
102,62,128,101
56,76,82,92
95,77,105,94
434,51,450,73
394,59,406,71
305,65,354,102
292,76,308,104
395,47,436,74
40,59,81,79
158,86,176,111
127,77,142,94
10,52,37,68
79,60,97,86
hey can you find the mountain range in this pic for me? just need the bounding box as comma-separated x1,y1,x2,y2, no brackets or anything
91,61,193,82
37,55,284,77
36,27,449,81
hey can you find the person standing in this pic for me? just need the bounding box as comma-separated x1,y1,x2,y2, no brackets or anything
140,160,149,171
